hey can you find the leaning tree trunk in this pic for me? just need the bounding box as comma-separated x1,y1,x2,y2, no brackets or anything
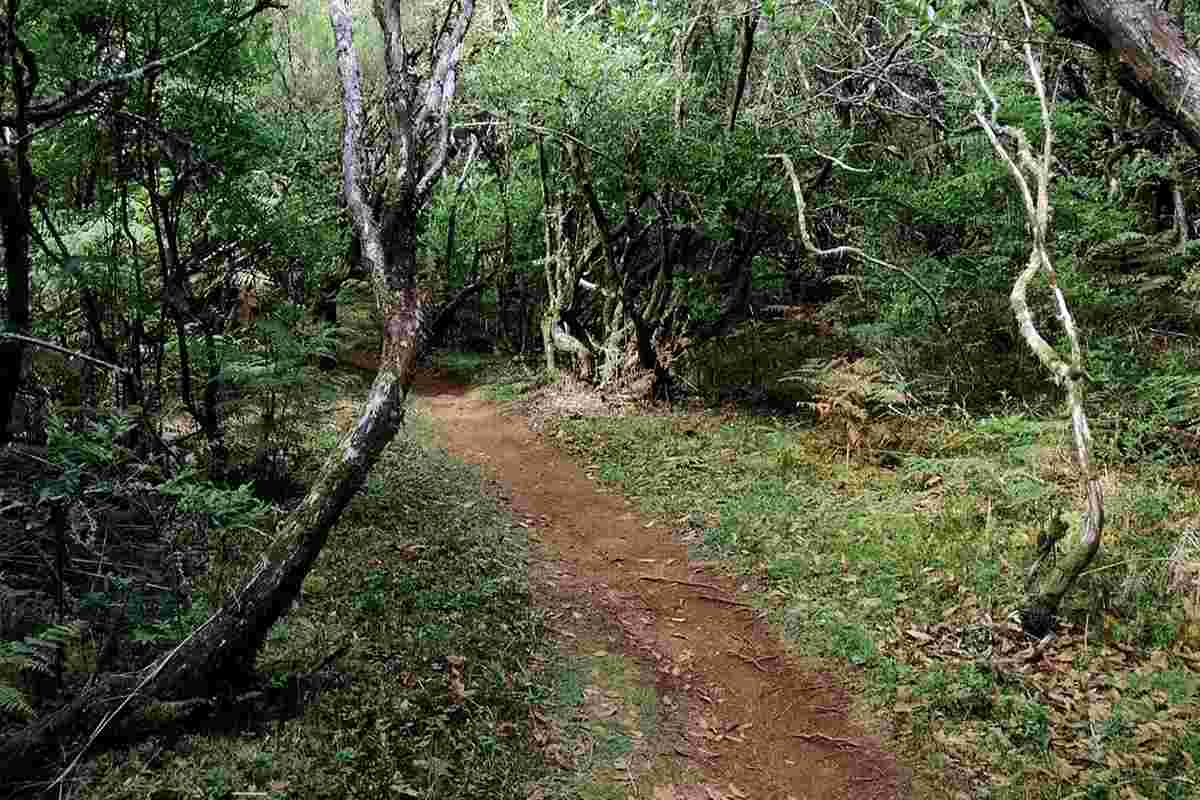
1046,0,1200,153
0,0,474,785
977,0,1104,636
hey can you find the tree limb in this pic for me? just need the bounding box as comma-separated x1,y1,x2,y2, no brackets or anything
0,1,285,130
0,333,128,375
767,153,946,332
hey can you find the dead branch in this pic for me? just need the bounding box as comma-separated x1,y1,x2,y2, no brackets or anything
637,574,722,591
0,332,128,374
767,153,946,332
973,0,1103,636
730,651,779,672
789,732,863,750
696,593,753,608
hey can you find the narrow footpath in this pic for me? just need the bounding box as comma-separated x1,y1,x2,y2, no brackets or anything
417,373,912,800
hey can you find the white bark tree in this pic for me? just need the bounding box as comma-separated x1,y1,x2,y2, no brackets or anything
977,0,1104,636
0,0,475,782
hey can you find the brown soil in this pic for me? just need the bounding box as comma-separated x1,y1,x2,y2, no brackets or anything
415,372,911,800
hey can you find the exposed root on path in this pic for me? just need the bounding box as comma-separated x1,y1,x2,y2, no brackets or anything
637,575,725,592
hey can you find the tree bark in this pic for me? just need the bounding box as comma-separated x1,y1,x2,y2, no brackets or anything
1044,0,1200,152
0,0,36,444
0,0,473,786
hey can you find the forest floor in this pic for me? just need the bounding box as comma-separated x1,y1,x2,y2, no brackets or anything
43,346,1198,800
413,369,915,800
411,353,1200,800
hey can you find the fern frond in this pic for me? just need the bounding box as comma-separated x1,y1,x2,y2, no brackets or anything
0,622,87,677
37,621,86,647
0,684,34,719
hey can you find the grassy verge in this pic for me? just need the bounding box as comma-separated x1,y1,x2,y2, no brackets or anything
75,375,576,800
434,352,545,403
531,400,1200,799
526,603,697,800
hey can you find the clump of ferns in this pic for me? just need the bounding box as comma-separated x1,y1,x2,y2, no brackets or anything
0,621,87,720
780,357,913,464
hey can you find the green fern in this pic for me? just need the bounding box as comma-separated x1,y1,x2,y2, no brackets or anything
1139,374,1200,427
0,621,88,719
0,641,38,720
35,621,87,649
0,684,34,719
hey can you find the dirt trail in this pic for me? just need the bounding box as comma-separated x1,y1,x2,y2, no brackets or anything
416,373,910,800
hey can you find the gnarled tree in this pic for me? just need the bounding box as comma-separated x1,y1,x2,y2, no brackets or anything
978,0,1104,636
0,0,474,784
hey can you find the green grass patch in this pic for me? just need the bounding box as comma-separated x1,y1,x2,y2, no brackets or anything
78,387,569,800
538,403,1200,799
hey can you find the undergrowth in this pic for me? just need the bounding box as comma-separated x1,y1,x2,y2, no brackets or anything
75,377,572,800
538,397,1200,799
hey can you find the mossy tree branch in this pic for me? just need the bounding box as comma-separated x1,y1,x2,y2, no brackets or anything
0,0,475,787
975,0,1104,636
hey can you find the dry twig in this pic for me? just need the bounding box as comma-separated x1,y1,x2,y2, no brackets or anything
637,574,722,592
730,651,780,673
696,593,752,608
789,732,862,750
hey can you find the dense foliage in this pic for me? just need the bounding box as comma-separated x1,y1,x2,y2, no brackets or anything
4,0,1200,796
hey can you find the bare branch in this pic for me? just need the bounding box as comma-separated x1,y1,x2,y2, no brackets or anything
0,333,127,374
0,1,285,128
330,0,375,253
415,0,476,203
443,133,480,272
767,153,945,331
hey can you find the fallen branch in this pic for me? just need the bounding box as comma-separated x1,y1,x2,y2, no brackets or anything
0,332,128,374
48,605,223,792
637,574,722,592
696,593,752,608
789,732,863,750
773,698,844,721
730,651,779,673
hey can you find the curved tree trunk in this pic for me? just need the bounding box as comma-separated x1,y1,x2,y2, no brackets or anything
979,2,1105,636
0,0,474,786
